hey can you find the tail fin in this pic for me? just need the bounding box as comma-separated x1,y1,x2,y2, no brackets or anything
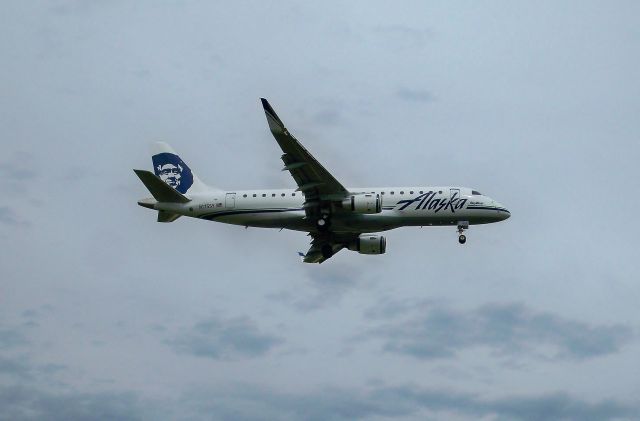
151,142,215,194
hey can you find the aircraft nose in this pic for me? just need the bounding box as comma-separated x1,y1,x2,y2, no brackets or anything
495,202,510,220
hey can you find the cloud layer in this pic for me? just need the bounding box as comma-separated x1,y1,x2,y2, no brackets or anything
1,1,639,420
363,301,634,360
177,383,636,421
167,315,283,359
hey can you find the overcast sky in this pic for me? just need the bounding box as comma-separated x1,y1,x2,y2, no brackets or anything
1,1,639,420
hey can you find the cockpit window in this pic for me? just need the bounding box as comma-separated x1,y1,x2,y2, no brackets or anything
472,190,482,195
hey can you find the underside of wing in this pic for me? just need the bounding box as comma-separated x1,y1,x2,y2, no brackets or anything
300,232,360,263
261,98,349,206
301,235,344,264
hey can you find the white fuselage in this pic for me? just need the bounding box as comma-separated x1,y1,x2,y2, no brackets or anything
147,186,510,233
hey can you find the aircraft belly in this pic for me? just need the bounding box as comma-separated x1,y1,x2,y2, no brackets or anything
397,208,501,225
334,213,449,231
215,209,308,230
332,207,501,232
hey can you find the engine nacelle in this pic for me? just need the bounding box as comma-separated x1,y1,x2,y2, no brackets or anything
342,193,382,214
349,234,387,255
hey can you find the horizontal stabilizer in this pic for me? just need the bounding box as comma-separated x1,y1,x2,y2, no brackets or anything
133,169,190,203
157,211,182,223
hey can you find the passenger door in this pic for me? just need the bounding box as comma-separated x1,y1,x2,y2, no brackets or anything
225,193,236,209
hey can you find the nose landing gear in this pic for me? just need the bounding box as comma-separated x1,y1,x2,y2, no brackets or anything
457,221,469,245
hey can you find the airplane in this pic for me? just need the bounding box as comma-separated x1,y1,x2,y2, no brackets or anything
134,98,510,263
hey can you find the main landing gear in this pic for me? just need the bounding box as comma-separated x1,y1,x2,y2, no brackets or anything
457,221,469,245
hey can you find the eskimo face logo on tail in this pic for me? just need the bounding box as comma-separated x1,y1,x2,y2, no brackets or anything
152,152,193,194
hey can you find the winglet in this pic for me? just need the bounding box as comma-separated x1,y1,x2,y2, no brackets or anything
261,98,286,133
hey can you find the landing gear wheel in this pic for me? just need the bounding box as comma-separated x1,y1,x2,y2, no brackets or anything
456,221,468,245
316,215,331,231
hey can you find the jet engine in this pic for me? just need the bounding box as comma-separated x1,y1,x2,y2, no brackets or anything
342,193,382,214
349,234,387,255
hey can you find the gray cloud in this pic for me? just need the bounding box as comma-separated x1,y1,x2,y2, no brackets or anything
0,342,146,420
267,263,368,312
0,324,48,380
313,109,344,126
167,315,283,359
0,207,23,227
0,327,29,349
0,153,39,199
362,301,634,360
395,88,435,103
0,385,143,421
0,153,38,182
0,353,66,382
372,24,433,48
0,356,32,379
180,383,637,421
0,339,137,421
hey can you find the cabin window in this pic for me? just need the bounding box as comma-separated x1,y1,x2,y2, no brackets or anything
410,191,414,194
243,194,247,198
281,193,285,197
262,194,266,197
272,193,276,197
420,191,423,194
390,191,394,195
400,191,404,195
438,191,442,194
472,190,482,195
253,194,257,197
381,191,385,195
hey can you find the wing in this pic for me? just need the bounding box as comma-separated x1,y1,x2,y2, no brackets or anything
261,98,349,206
260,99,355,262
301,233,347,264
